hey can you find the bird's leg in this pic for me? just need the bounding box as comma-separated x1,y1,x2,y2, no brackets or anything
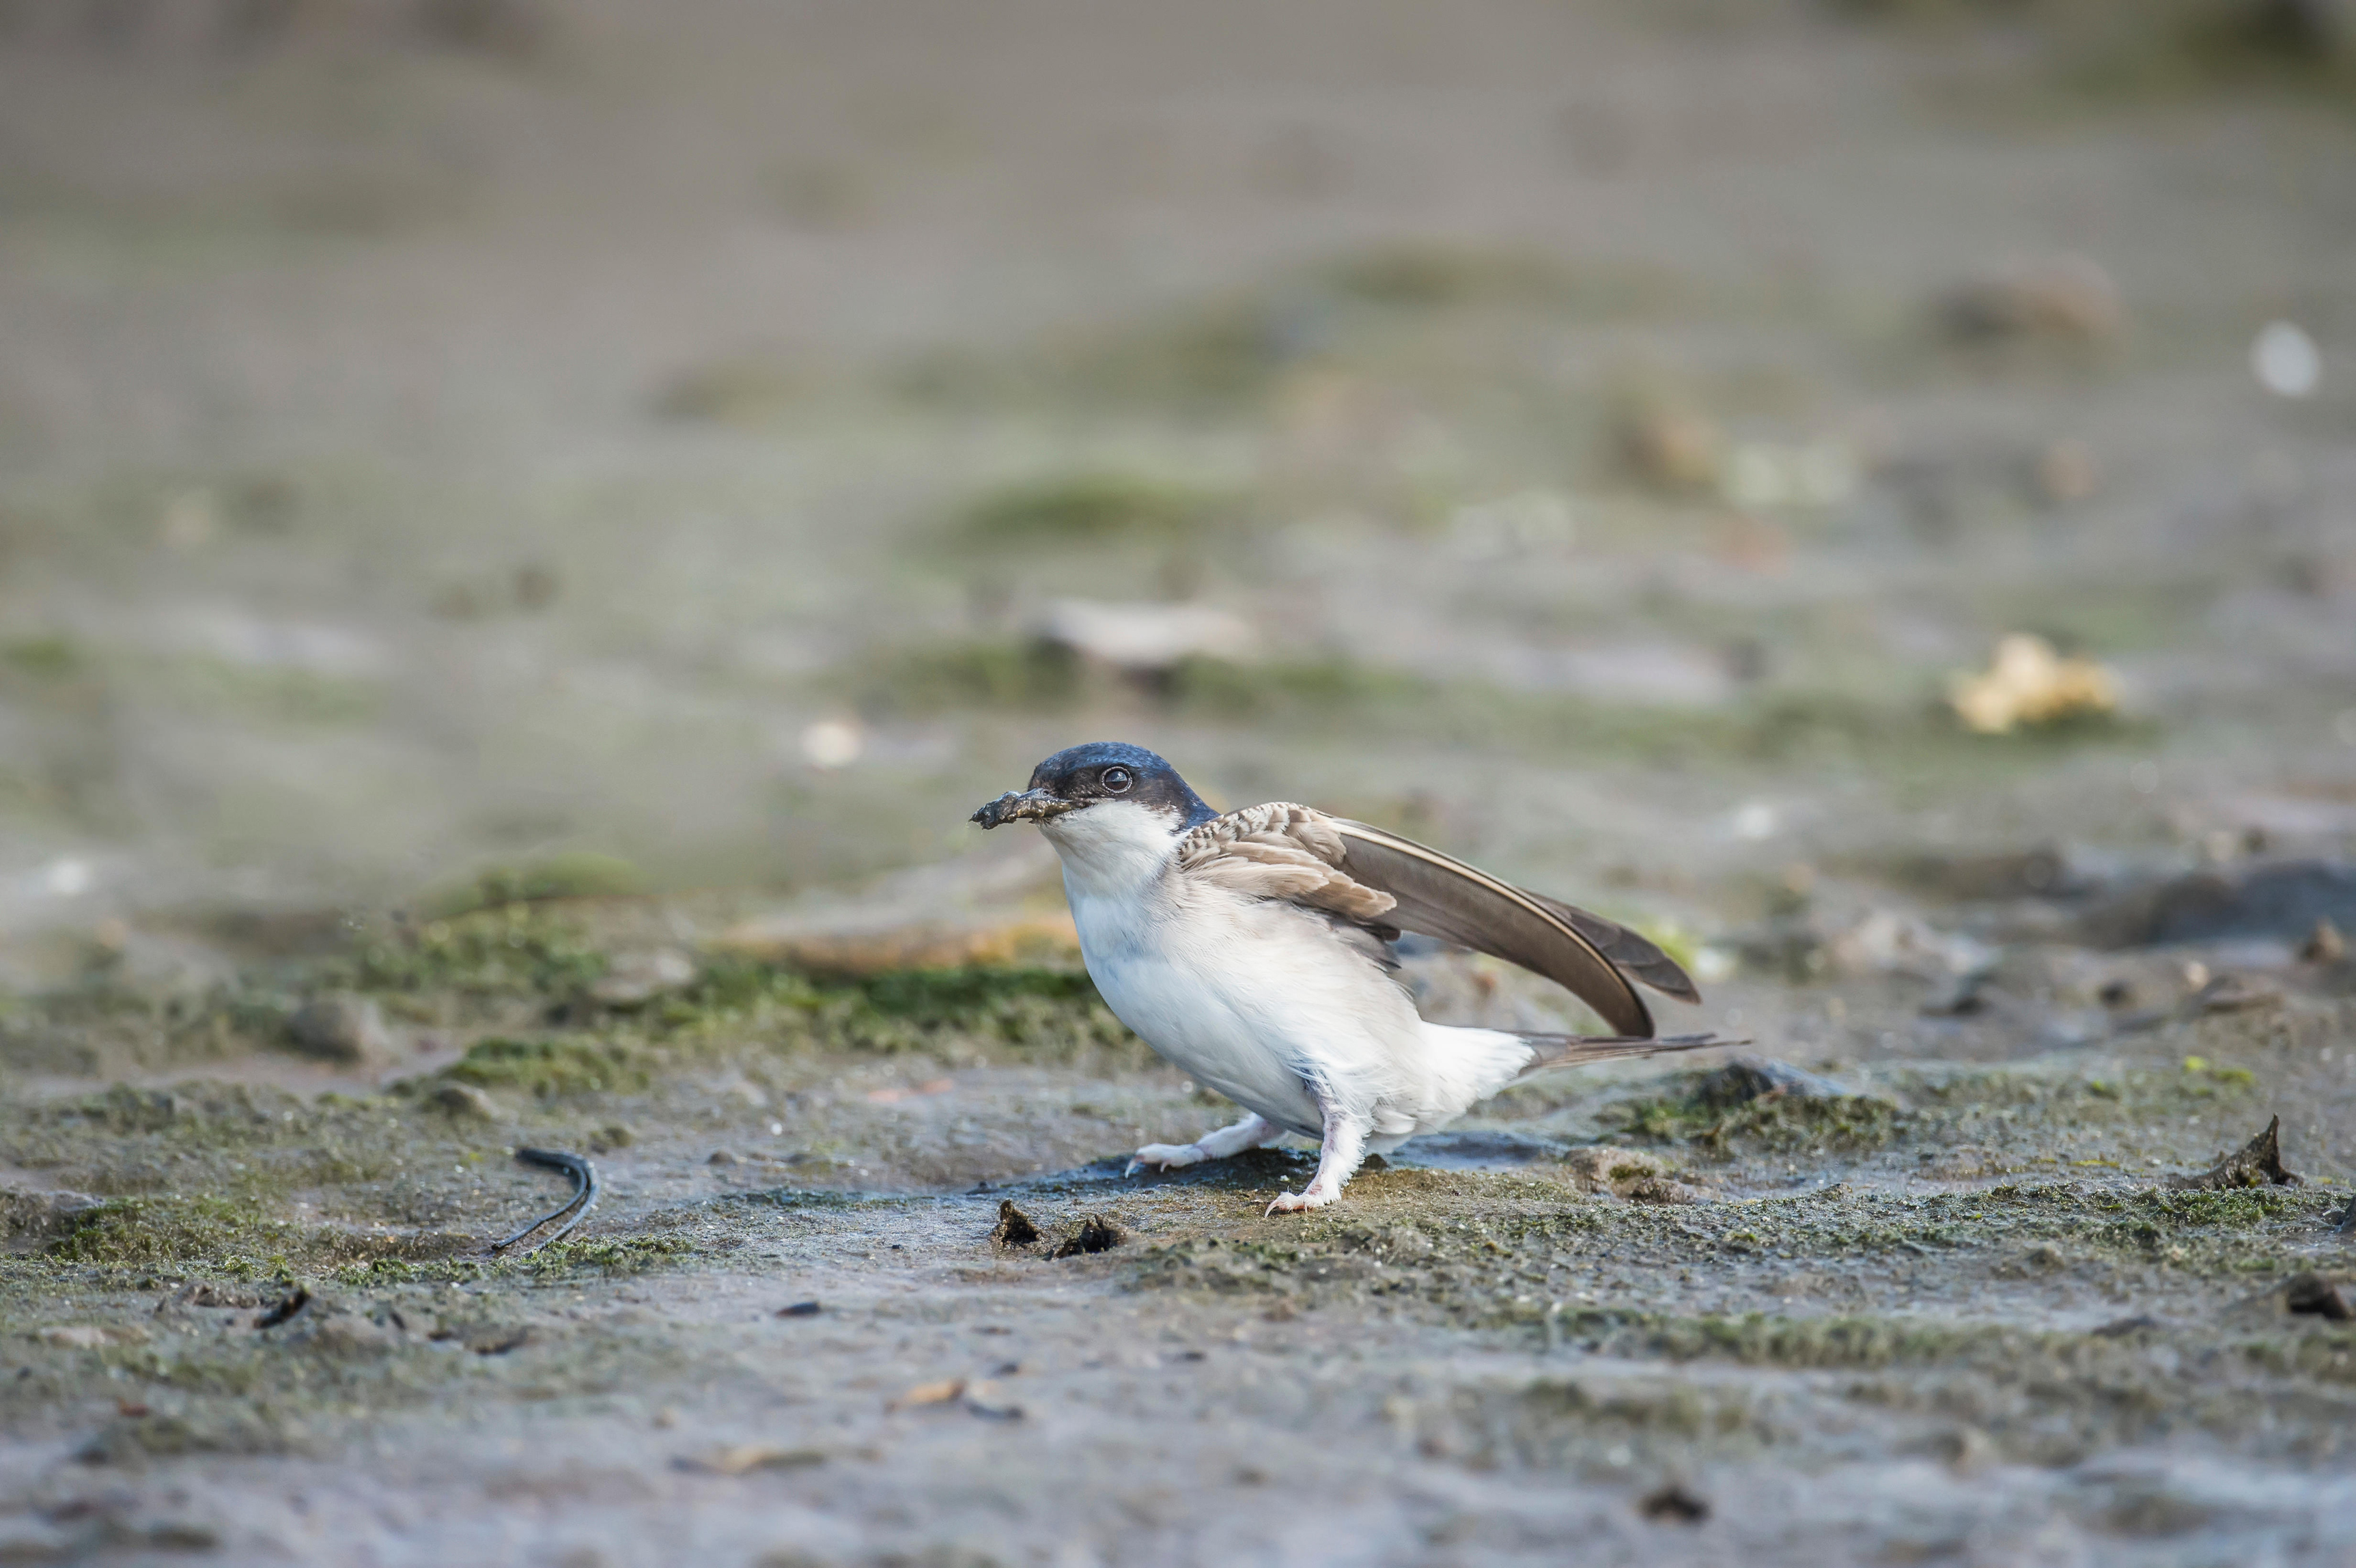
1127,1112,1286,1176
1265,1095,1369,1215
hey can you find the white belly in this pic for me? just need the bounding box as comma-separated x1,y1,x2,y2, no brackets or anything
1065,871,1425,1138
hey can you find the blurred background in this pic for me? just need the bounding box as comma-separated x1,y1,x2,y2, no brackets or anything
0,0,2351,996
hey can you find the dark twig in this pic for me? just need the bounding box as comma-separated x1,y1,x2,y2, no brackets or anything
489,1148,599,1256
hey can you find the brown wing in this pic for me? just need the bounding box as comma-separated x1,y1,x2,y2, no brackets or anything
1330,819,1692,1038
1171,805,1698,1039
1170,802,1400,924
1528,895,1702,1005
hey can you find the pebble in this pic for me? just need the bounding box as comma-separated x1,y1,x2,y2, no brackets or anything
1935,255,2123,344
286,994,393,1065
589,949,696,1007
427,1082,505,1121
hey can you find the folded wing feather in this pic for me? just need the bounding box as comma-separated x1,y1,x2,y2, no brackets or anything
1172,802,1400,923
1170,804,1700,1039
1530,895,1702,1005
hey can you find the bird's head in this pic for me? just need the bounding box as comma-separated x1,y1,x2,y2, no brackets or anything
969,742,1216,834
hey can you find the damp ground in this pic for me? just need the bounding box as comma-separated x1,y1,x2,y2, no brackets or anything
3,903,2353,1566
4,1,2356,1564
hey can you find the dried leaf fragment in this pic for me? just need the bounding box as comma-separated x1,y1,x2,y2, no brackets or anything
990,1201,1039,1249
887,1379,967,1412
676,1443,828,1476
2168,1116,2301,1191
1050,1214,1125,1258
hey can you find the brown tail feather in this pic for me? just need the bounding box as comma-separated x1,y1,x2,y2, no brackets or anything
1514,1033,1735,1078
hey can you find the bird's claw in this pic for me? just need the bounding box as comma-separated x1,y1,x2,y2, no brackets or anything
1263,1188,1334,1216
1126,1142,1204,1177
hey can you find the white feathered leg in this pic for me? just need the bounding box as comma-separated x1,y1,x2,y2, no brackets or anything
1127,1112,1287,1175
1265,1096,1369,1215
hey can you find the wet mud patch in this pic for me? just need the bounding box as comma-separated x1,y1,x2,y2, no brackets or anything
1,921,2348,1564
1109,1144,1319,1194
1391,1130,1571,1170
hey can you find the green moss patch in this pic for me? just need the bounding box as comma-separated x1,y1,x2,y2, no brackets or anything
953,473,1240,548
1603,1081,1905,1155
657,959,1144,1066
46,1194,462,1274
336,906,608,998
442,1036,653,1097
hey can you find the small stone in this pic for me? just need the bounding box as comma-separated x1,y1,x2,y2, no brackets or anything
961,1379,1024,1420
586,1124,634,1153
1616,403,1723,494
303,1315,401,1354
2,1187,101,1247
1918,972,1988,1018
465,1325,534,1356
775,1300,822,1318
160,1282,263,1312
428,1082,505,1121
708,1149,742,1166
1693,1056,1849,1108
1036,599,1258,673
1935,255,2123,344
1929,1425,1995,1475
1340,1223,1433,1259
2284,1273,2353,1321
589,949,696,1007
1636,1481,1711,1524
1623,1175,1707,1205
2186,972,2282,1014
254,1287,311,1330
286,994,392,1065
2302,917,2346,964
1560,1147,1670,1198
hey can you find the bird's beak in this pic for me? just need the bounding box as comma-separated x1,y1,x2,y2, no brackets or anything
970,789,1080,830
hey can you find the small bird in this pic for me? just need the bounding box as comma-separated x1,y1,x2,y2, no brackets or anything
971,742,1718,1213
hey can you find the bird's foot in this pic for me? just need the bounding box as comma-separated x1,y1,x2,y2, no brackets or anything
1125,1142,1205,1177
1264,1186,1338,1216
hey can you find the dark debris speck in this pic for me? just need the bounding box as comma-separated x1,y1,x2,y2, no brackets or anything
990,1200,1040,1249
1050,1214,1125,1259
1638,1482,1711,1525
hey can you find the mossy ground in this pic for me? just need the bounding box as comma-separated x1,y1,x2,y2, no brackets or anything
4,1,2355,1560
3,906,2351,1563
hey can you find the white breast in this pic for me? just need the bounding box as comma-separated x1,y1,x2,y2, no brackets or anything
1042,802,1424,1136
1038,800,1538,1144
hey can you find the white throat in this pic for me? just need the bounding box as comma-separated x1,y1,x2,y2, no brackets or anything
1037,800,1186,898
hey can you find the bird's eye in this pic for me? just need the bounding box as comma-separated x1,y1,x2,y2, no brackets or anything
1100,766,1132,794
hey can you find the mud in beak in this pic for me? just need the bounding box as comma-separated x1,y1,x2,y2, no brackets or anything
970,789,1080,830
